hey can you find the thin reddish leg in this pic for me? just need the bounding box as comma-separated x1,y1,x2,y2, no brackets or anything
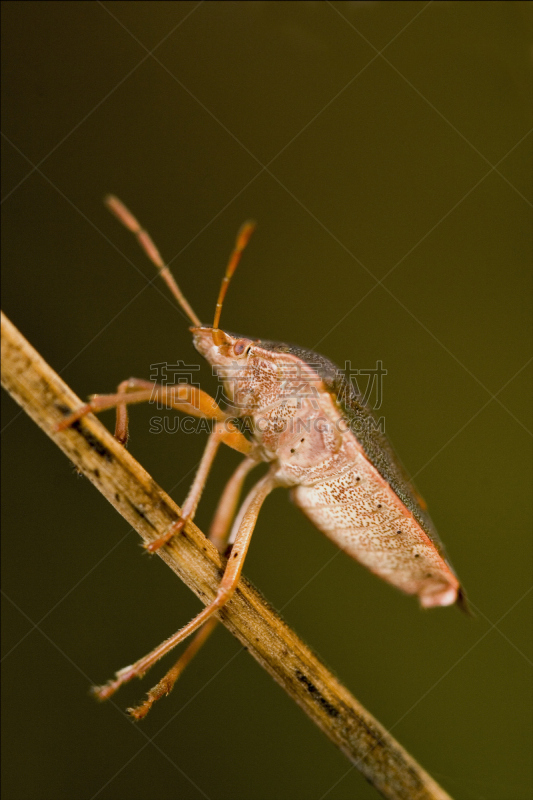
208,456,260,552
127,617,219,720
127,456,260,719
55,380,227,433
55,380,253,551
110,378,222,445
93,471,277,701
145,421,247,552
113,379,134,445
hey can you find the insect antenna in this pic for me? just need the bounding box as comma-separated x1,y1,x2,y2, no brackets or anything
212,220,256,345
105,195,202,327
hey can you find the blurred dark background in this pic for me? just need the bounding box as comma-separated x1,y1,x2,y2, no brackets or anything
2,3,532,799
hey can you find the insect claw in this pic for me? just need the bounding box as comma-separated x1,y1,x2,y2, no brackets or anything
91,679,121,702
54,416,75,433
91,664,138,701
127,655,187,720
127,691,160,721
144,519,184,552
54,404,92,432
143,536,170,553
127,704,148,722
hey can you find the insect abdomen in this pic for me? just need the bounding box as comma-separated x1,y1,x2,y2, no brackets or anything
291,454,459,608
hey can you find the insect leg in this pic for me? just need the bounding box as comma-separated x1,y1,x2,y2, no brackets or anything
145,422,253,552
93,471,277,703
113,379,131,445
56,380,228,437
127,616,219,720
208,456,260,552
57,378,254,541
128,456,260,719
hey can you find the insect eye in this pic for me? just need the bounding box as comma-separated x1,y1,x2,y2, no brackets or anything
233,339,251,356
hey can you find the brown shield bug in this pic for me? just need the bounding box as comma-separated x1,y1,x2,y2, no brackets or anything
57,196,466,719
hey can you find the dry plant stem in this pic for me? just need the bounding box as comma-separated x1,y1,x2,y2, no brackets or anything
1,310,453,800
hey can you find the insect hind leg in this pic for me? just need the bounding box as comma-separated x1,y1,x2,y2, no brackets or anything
127,455,261,719
92,472,277,710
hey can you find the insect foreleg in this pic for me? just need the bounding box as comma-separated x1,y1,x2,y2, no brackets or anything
92,471,277,703
55,379,228,441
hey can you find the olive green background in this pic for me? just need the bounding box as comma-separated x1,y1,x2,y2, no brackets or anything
2,3,532,799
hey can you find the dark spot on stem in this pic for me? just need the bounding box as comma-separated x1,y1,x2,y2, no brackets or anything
295,670,339,718
71,420,114,462
125,499,156,529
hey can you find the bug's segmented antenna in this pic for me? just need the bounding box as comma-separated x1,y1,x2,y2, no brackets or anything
212,220,256,346
105,195,202,327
